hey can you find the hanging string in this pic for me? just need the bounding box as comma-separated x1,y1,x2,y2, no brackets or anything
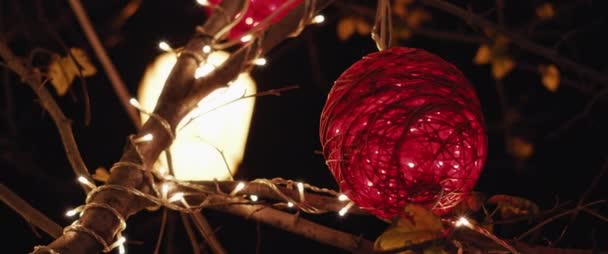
371,0,393,51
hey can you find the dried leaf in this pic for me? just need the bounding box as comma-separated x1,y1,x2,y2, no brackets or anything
536,3,555,20
473,44,492,65
92,167,110,182
374,204,445,253
487,194,539,219
491,57,515,80
539,64,560,92
405,9,431,29
355,18,372,35
47,48,97,96
337,17,356,41
508,136,534,159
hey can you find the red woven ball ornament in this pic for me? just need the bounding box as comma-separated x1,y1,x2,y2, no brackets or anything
206,0,303,40
320,47,487,219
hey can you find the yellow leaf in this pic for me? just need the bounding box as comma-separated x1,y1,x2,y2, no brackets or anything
539,64,560,92
374,204,444,253
536,3,555,20
491,57,515,79
92,167,110,182
406,9,432,29
487,195,539,219
473,44,492,65
47,48,97,96
355,18,372,35
508,136,533,159
337,17,356,41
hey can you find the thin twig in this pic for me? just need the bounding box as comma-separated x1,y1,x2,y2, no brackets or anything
0,39,92,192
0,184,63,238
66,0,140,127
420,0,608,85
191,213,227,254
211,201,374,253
153,208,168,254
180,213,202,254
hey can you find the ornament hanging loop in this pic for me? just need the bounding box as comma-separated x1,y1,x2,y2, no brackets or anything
371,0,393,51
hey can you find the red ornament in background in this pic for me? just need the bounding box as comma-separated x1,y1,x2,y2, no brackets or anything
206,0,303,40
320,47,487,219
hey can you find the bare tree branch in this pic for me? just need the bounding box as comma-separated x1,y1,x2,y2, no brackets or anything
0,184,63,238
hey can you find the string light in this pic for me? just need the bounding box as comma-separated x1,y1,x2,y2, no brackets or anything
297,182,305,202
240,34,253,43
287,202,294,208
202,45,212,54
338,201,355,217
158,41,172,52
65,207,81,217
129,98,141,108
249,195,259,202
338,194,349,201
312,14,325,24
168,192,185,203
455,216,472,228
230,182,246,196
77,176,96,189
133,133,154,143
196,0,209,6
253,58,267,66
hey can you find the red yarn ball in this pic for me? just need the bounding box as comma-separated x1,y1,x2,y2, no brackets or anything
320,47,487,219
206,0,303,40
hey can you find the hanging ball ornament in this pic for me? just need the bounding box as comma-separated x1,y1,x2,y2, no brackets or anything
206,0,303,40
320,47,487,219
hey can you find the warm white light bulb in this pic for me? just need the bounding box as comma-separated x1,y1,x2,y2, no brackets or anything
196,0,209,6
134,133,154,143
158,41,172,51
338,201,354,217
250,195,258,202
338,194,349,201
202,45,212,54
297,182,305,201
230,182,246,196
65,208,79,217
169,192,185,203
312,14,325,24
455,217,472,228
287,202,294,208
240,34,253,43
129,98,141,107
253,58,267,66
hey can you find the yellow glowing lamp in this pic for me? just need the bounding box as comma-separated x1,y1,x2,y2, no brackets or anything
137,51,256,180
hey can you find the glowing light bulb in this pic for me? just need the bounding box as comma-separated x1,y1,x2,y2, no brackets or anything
202,45,212,54
134,133,154,143
297,182,305,201
240,34,253,43
455,217,472,228
230,182,245,196
253,58,267,66
158,41,172,51
169,192,184,203
65,208,79,217
312,14,325,24
196,0,209,5
250,195,258,202
77,176,96,189
287,202,294,208
338,201,355,217
129,98,141,107
338,194,349,201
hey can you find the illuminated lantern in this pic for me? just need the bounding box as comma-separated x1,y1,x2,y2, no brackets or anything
320,47,487,219
138,51,256,181
205,0,303,40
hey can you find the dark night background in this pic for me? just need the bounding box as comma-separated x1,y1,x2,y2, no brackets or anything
1,0,607,253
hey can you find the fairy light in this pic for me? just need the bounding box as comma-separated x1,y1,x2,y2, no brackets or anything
249,195,258,202
133,133,154,143
338,194,349,201
115,236,127,254
240,34,253,43
168,192,184,203
195,64,216,78
65,207,81,217
287,202,294,208
253,58,267,66
455,216,472,228
77,176,96,189
312,14,325,24
158,41,172,52
129,98,141,108
230,182,245,196
196,0,209,6
297,182,305,202
202,45,212,54
338,201,355,216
